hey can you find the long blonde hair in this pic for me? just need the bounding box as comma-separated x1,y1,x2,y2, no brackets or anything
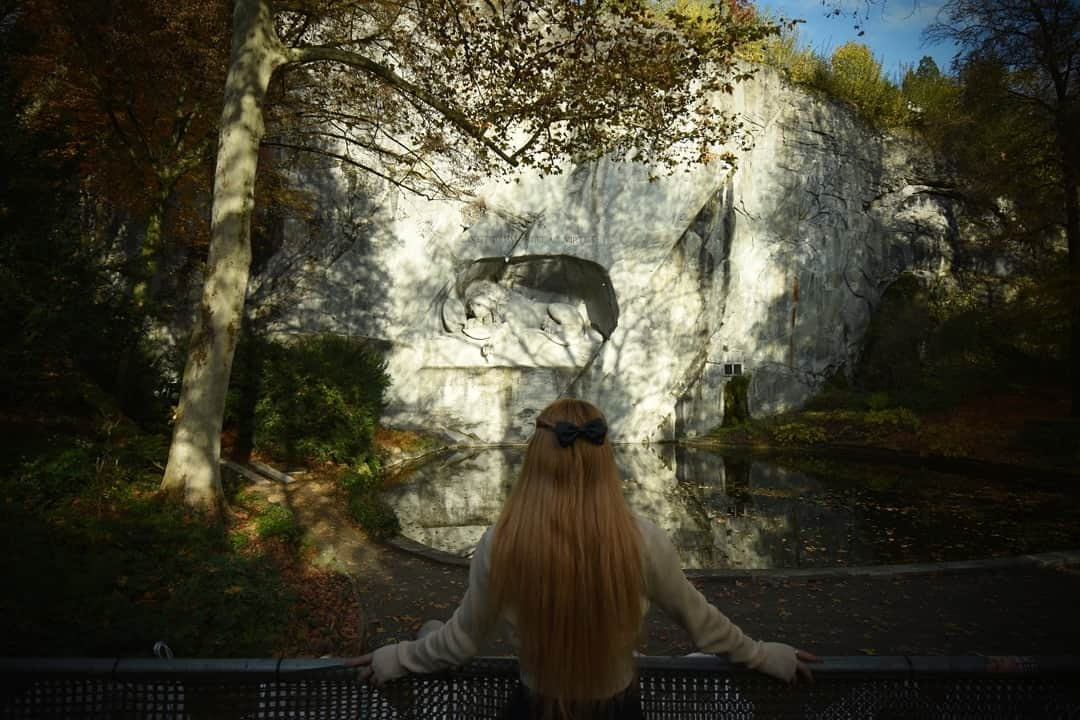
490,399,644,714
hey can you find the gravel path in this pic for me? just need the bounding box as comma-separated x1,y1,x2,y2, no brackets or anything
255,471,1080,659
358,544,1080,657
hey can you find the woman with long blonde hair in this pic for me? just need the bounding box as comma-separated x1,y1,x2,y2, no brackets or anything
355,399,817,718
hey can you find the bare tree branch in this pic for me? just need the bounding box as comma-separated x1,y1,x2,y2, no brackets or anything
261,137,457,199
288,45,518,166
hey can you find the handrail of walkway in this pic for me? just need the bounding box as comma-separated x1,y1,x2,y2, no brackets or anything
2,655,1079,718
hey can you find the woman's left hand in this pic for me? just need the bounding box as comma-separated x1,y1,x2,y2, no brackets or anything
345,654,376,684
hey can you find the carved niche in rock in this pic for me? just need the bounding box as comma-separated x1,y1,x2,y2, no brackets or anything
439,254,617,360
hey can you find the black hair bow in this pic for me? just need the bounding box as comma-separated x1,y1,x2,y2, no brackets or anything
536,418,607,447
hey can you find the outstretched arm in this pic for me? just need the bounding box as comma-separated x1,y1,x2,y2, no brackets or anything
361,528,499,684
638,518,817,682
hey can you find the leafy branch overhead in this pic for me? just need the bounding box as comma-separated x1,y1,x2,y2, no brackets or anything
265,0,779,195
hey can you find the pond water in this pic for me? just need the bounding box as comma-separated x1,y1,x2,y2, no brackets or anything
384,445,1080,570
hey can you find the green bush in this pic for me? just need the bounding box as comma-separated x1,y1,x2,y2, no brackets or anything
339,463,399,540
1,430,294,657
340,463,381,493
819,43,906,127
722,374,752,427
14,439,99,502
750,34,913,130
750,32,828,86
653,0,780,60
229,531,252,551
770,422,827,445
11,423,165,506
229,334,390,465
864,408,921,432
348,490,400,541
866,392,891,411
900,56,962,140
255,504,301,543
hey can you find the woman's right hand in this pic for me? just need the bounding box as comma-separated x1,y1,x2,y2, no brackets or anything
793,647,822,682
756,642,821,683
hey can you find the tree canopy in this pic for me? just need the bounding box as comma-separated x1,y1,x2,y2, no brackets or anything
12,0,230,304
260,0,779,190
927,0,1079,415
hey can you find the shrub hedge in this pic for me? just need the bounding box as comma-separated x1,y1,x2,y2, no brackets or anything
228,333,390,467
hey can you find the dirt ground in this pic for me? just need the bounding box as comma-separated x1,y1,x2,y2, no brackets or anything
255,472,1080,660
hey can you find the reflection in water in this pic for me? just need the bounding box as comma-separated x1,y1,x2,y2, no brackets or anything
385,446,1080,569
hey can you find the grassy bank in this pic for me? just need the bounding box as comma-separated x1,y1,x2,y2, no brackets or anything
696,385,1079,473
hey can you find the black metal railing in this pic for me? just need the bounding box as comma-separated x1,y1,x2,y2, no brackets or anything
2,655,1078,718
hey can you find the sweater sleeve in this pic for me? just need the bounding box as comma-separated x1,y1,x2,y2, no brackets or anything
639,518,796,681
371,527,499,683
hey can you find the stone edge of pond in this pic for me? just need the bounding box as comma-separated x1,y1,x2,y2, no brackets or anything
679,440,1080,482
386,534,472,566
682,550,1080,581
384,535,1080,580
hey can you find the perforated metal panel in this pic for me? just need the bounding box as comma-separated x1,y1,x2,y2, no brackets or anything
2,656,1078,719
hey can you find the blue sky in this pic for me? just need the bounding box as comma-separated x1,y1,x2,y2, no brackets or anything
759,0,960,81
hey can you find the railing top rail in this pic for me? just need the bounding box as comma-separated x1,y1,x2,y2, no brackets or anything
3,655,1080,679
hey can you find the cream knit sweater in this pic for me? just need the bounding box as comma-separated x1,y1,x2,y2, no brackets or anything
371,516,798,689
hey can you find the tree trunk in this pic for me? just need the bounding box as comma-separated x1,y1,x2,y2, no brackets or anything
132,190,168,311
160,0,286,519
230,314,259,464
1058,102,1080,418
1066,165,1079,417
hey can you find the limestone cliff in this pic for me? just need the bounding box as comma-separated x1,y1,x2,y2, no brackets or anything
264,66,959,443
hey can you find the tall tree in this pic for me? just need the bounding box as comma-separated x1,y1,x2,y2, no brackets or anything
160,0,777,518
14,0,231,308
899,56,964,149
927,0,1080,415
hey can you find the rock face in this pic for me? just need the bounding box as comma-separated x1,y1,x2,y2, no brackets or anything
265,66,959,443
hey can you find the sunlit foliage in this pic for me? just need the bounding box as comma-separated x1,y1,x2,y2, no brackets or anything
820,42,906,126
